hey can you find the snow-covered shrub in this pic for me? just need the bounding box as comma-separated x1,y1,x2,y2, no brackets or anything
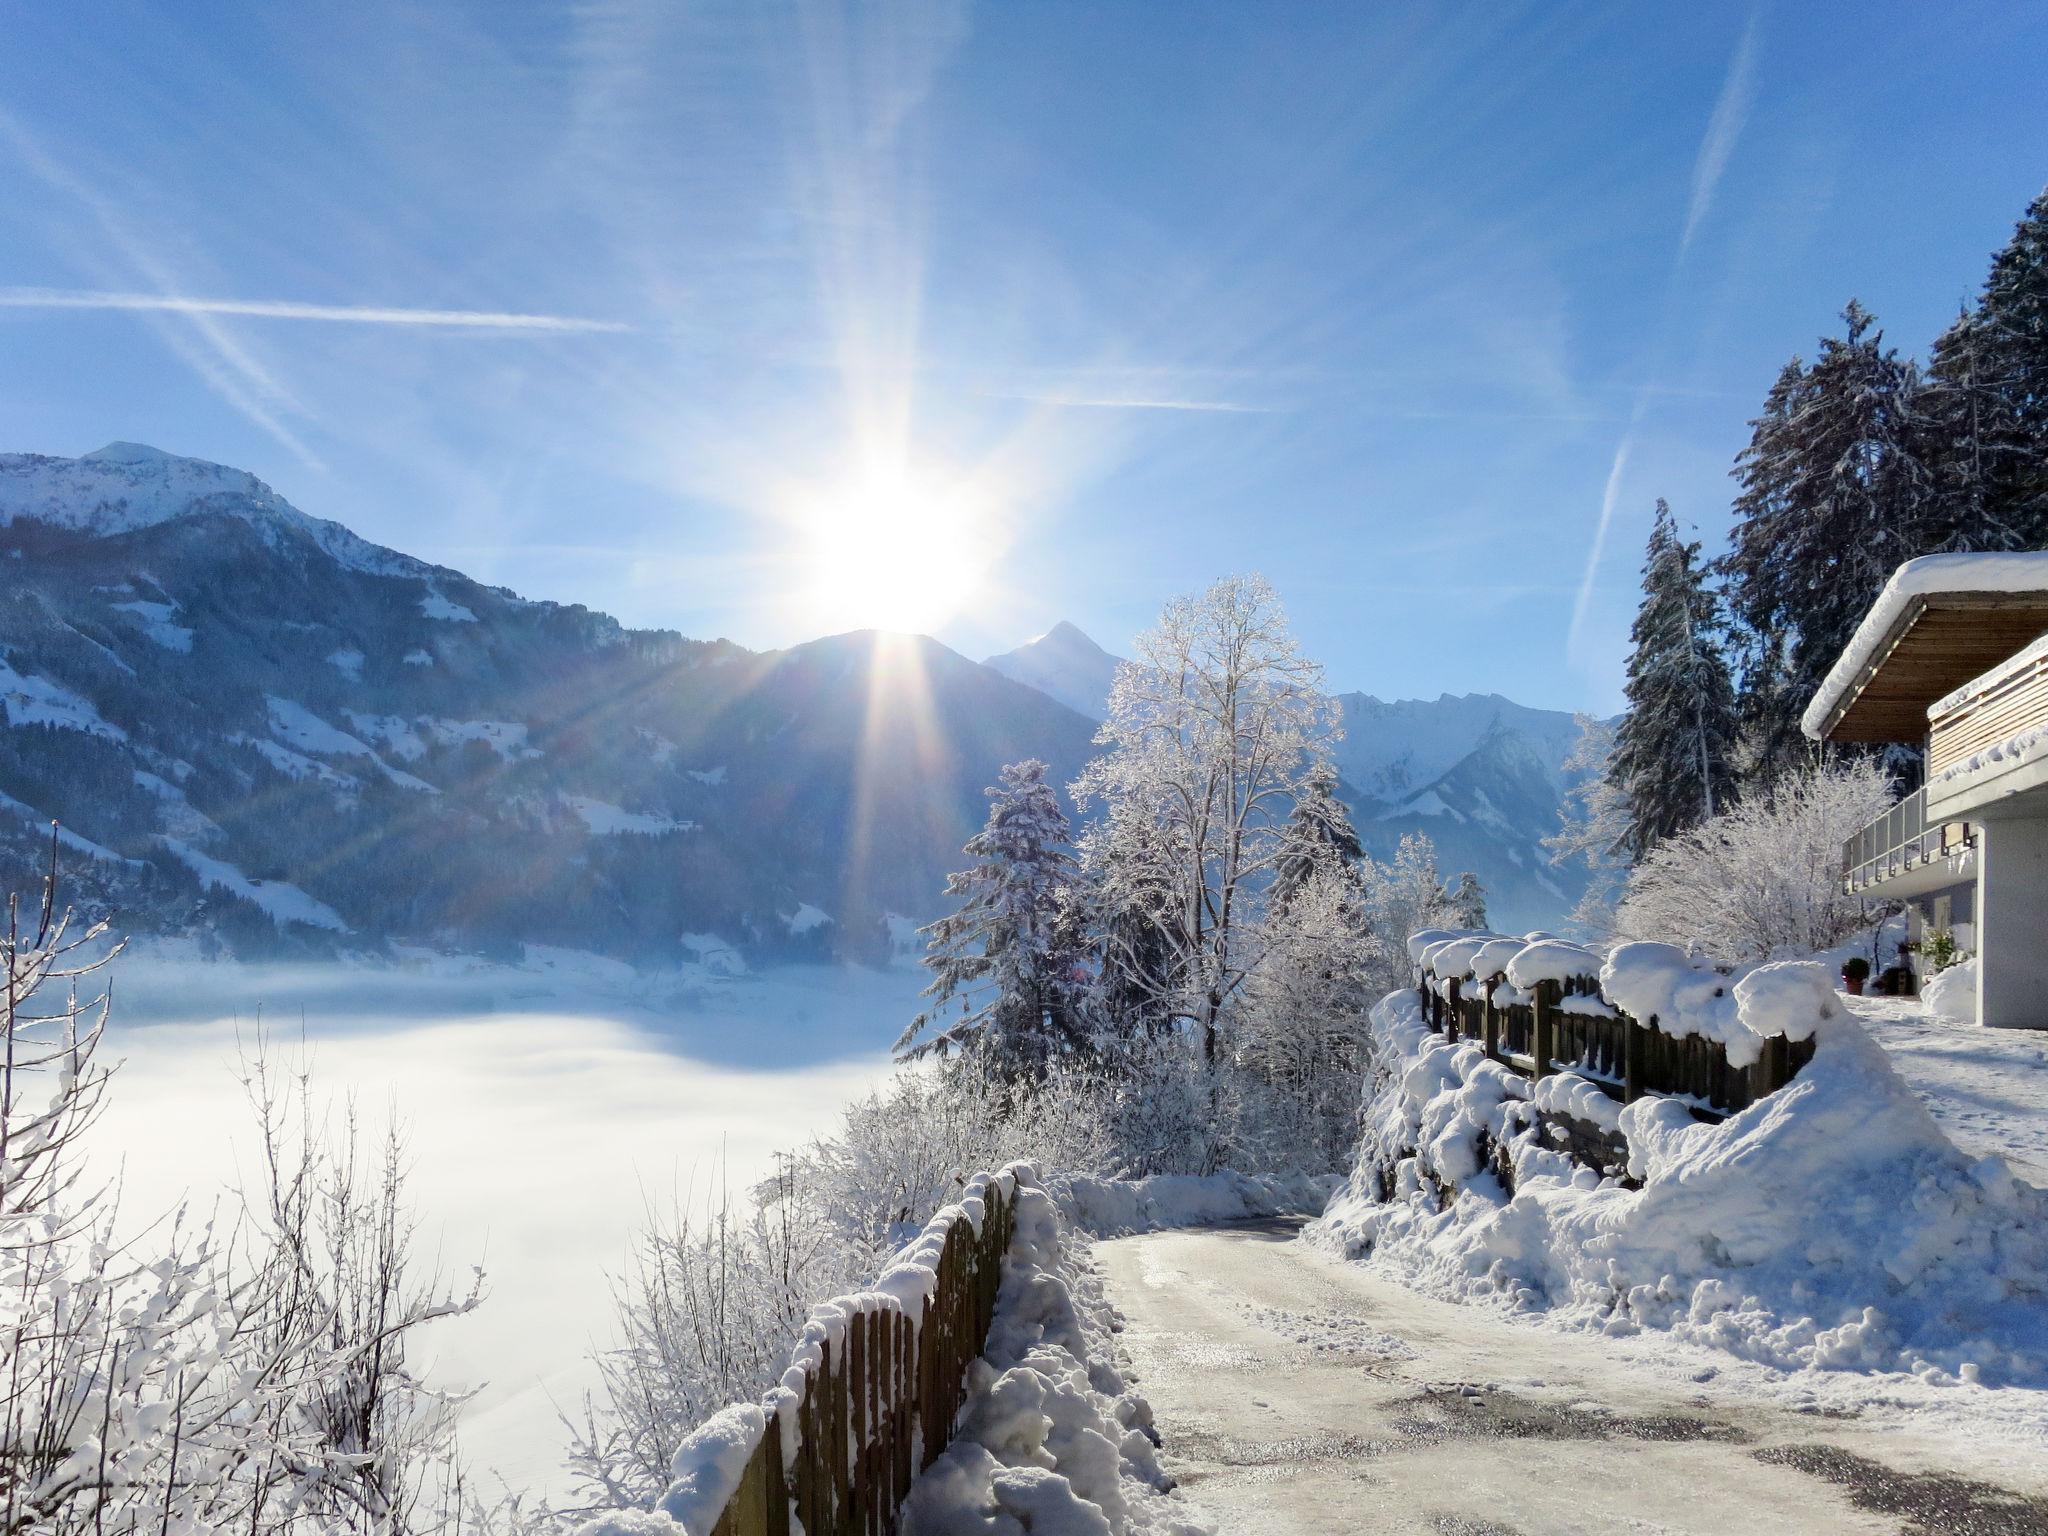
1318,987,2048,1386
0,882,492,1535
1614,758,1892,961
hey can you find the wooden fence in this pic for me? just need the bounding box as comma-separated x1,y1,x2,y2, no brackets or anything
692,1171,1018,1536
1419,967,1814,1118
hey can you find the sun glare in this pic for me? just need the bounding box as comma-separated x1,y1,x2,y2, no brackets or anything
800,458,993,635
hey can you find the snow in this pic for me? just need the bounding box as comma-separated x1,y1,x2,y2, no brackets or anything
0,789,133,864
1929,718,2048,788
1503,937,1601,989
649,1404,765,1534
686,765,726,786
403,648,435,666
422,717,536,760
565,796,691,836
345,712,428,761
1802,551,2048,740
264,697,436,790
0,442,425,576
238,735,362,794
1599,943,1839,1068
109,598,194,651
784,902,833,935
419,588,478,623
1851,992,2048,1187
1050,1171,1340,1238
326,647,365,679
161,838,349,931
1317,987,2048,1391
1923,959,1978,1024
0,652,126,738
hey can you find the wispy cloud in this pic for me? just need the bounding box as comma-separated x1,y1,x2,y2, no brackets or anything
0,287,632,333
974,389,1279,414
1681,15,1760,254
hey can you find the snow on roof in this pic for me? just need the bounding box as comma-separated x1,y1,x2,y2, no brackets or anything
1802,552,2048,741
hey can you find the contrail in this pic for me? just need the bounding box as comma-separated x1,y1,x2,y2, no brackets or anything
0,287,632,333
1681,15,1760,254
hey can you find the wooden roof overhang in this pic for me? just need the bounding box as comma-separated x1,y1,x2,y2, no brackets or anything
1821,593,2048,743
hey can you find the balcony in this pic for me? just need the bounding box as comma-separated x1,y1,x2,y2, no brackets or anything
1925,633,2048,820
1843,786,1975,897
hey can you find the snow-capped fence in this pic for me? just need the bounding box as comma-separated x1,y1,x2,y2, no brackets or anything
584,1167,1024,1536
1410,932,1817,1119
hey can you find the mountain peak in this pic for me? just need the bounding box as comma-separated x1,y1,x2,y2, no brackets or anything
984,622,1125,722
82,440,179,465
1,442,426,579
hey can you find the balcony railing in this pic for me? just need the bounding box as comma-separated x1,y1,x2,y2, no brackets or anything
1842,786,1974,894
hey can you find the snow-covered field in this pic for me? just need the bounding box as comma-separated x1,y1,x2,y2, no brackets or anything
93,947,927,1499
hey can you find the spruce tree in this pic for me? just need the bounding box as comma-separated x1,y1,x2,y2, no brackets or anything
1970,186,2048,542
1441,870,1487,928
896,759,1085,1078
1609,500,1740,859
1274,761,1364,905
1920,304,2027,551
1718,304,1934,782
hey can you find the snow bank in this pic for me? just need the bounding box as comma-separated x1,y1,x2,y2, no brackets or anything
1049,1170,1339,1237
1924,960,1979,1025
1503,938,1600,989
1316,988,2048,1388
899,1184,1210,1536
1802,551,2048,740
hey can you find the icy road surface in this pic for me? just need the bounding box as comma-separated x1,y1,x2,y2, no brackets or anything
1099,1221,2048,1536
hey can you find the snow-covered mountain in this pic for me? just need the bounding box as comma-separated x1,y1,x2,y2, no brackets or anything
982,621,1123,722
981,620,1595,933
0,445,1100,963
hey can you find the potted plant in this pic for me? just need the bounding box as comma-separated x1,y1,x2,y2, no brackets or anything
1841,956,1871,996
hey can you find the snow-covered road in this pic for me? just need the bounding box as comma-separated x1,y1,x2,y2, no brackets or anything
1098,1221,2048,1535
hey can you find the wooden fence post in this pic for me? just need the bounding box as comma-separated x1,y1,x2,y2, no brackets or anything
1532,980,1556,1080
1445,976,1461,1041
1624,1015,1644,1103
1482,978,1500,1062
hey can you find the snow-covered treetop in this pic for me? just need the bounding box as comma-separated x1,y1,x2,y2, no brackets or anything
1800,550,2048,740
0,441,428,578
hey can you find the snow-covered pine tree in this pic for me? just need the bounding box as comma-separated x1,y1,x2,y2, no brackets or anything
896,759,1086,1080
1920,304,2028,553
1718,303,1935,784
1440,869,1487,928
1969,185,2048,543
1273,760,1363,906
1608,499,1740,859
1543,715,1633,940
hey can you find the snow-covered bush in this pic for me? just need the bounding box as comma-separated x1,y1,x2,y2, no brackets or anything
1613,758,1892,961
0,879,493,1535
1318,986,2048,1385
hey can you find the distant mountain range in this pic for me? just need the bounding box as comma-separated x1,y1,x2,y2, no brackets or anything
0,443,1591,963
981,627,1594,934
0,444,1098,963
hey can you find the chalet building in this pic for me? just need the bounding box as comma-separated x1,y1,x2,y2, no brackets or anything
1805,552,2048,1029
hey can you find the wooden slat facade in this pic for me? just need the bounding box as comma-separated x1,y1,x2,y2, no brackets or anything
1928,641,2048,779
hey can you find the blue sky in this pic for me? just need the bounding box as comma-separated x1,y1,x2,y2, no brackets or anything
2,2,2044,713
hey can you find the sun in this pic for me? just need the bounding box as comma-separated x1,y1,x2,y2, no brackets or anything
798,456,994,635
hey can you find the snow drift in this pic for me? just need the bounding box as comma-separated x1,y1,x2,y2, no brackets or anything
1316,983,2048,1388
